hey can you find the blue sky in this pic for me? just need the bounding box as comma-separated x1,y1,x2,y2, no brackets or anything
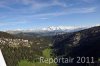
0,0,100,30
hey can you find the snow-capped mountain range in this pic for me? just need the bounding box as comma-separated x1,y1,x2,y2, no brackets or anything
6,26,85,33
42,26,78,31
42,24,100,31
6,25,100,35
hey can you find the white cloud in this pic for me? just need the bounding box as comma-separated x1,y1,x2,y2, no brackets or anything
69,7,96,14
0,21,28,26
39,17,49,20
0,0,98,20
8,6,96,21
21,7,97,18
82,0,95,3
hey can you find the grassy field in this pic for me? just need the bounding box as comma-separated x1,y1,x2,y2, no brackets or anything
42,48,52,58
18,60,57,66
18,48,57,66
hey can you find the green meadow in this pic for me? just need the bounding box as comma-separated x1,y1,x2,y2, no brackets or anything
18,48,57,66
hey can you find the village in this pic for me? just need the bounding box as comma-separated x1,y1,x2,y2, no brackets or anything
0,38,32,47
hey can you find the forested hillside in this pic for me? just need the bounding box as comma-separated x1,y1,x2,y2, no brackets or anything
0,31,55,66
53,26,100,66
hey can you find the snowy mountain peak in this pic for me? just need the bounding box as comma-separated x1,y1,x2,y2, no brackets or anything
42,26,80,31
